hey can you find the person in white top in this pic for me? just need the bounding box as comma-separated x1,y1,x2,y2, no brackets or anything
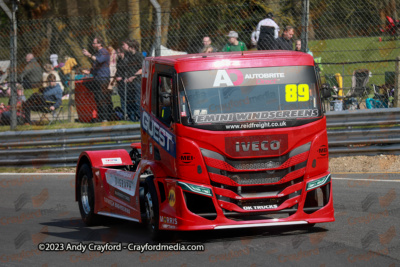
255,12,280,50
255,12,280,40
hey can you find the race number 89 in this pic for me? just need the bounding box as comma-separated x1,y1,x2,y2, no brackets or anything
285,84,309,102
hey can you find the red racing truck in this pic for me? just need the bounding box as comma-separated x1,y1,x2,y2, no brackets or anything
75,51,334,239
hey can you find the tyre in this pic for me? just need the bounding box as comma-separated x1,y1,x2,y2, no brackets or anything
144,176,163,240
77,163,101,226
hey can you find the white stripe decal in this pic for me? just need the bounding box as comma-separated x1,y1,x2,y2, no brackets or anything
214,221,308,229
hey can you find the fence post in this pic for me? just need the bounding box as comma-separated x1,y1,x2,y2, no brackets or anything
9,0,18,130
300,0,309,53
150,0,161,57
395,56,400,108
68,70,75,122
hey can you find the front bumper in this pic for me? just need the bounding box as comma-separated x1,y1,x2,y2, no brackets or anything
156,173,334,231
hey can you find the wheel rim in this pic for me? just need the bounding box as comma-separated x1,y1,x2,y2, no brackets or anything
145,192,155,230
81,175,90,215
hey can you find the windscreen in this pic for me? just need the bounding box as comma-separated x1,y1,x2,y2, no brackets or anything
179,66,321,130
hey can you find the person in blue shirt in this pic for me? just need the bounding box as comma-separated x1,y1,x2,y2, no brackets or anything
22,74,62,124
82,36,113,122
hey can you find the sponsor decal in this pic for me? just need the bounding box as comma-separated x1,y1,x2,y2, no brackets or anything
235,140,280,152
168,189,176,207
105,170,136,196
103,197,131,214
225,121,288,130
195,109,319,124
159,215,178,225
181,66,315,90
114,189,131,203
101,158,122,165
318,145,328,157
161,224,177,229
213,69,285,87
141,111,176,158
179,152,195,165
225,134,288,157
243,205,278,210
142,60,149,78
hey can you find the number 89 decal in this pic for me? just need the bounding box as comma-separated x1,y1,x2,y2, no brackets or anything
285,84,310,102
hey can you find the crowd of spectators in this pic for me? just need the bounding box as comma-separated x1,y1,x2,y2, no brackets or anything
199,12,311,54
0,35,146,125
0,10,313,126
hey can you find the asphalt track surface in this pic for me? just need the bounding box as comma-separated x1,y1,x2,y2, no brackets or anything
0,172,399,266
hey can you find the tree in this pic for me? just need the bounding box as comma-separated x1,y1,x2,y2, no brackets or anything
128,0,141,48
160,0,171,46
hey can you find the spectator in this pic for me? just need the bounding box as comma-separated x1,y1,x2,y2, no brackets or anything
59,55,78,89
256,12,279,50
121,39,144,122
0,83,26,125
276,26,295,50
42,63,64,92
113,48,129,118
82,36,113,122
199,36,218,53
22,74,62,125
201,46,214,53
222,31,247,52
61,56,78,75
294,39,314,57
108,45,117,91
50,54,58,68
19,53,44,90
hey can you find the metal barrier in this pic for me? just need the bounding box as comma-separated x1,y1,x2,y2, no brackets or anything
0,109,399,167
0,124,141,168
326,108,400,156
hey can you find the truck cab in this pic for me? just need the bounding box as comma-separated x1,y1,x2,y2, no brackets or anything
76,51,334,239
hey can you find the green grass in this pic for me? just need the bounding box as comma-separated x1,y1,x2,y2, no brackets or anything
310,36,400,91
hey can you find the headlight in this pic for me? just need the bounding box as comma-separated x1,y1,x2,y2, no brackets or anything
177,181,213,197
306,174,331,191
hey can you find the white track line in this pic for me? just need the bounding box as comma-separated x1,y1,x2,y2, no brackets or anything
333,177,400,182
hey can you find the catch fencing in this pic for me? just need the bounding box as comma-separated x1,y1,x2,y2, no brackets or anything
0,110,399,168
0,0,400,128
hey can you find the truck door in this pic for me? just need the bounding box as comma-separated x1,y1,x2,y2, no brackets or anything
146,64,177,177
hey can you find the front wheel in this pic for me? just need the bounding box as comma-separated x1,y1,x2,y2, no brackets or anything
77,163,101,226
145,176,164,240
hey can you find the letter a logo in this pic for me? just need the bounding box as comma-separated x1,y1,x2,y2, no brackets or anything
213,70,234,87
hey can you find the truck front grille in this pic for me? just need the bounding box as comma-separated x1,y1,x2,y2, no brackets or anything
201,143,310,213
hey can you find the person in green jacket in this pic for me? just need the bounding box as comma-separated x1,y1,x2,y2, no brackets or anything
222,31,248,52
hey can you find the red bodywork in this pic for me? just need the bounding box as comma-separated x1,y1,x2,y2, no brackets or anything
76,51,334,231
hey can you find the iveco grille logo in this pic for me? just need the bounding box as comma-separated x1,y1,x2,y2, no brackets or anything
235,141,280,152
